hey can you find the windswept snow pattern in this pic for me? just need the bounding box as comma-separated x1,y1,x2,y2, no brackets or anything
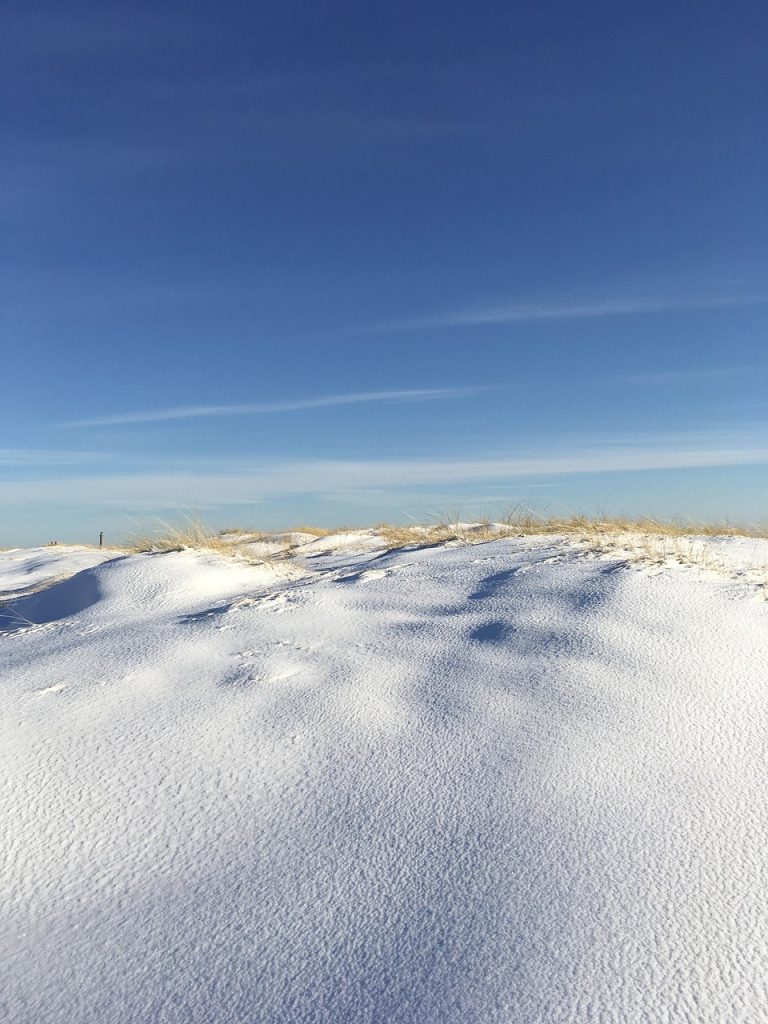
0,545,119,598
2,538,768,1023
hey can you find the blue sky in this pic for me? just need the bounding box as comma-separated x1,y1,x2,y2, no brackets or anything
2,0,767,545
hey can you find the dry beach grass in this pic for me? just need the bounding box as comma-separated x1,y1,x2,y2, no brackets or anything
117,511,768,587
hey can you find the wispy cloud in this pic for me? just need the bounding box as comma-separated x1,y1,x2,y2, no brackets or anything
7,432,768,508
62,388,483,428
0,448,104,467
622,365,762,385
715,401,768,411
377,292,768,331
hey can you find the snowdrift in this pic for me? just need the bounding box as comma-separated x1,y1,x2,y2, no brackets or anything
2,535,767,1023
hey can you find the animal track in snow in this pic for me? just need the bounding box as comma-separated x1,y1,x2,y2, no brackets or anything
223,664,303,689
336,562,416,584
231,591,300,614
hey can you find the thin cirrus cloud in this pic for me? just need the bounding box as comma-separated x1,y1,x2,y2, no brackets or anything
61,387,484,428
376,291,768,330
622,365,762,385
6,433,768,508
0,448,105,467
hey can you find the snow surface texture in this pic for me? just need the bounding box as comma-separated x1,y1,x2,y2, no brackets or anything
2,535,768,1023
0,545,118,597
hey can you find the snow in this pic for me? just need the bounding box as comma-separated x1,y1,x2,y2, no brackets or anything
704,534,768,582
297,527,385,557
2,533,767,1023
0,544,119,598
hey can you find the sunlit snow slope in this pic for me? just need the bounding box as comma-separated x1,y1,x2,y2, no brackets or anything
2,537,767,1023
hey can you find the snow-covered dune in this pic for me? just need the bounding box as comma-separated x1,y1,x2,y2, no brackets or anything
0,544,121,598
2,536,767,1023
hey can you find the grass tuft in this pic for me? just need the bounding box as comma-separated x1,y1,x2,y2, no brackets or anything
372,509,766,554
119,511,766,582
127,517,272,563
287,525,336,537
